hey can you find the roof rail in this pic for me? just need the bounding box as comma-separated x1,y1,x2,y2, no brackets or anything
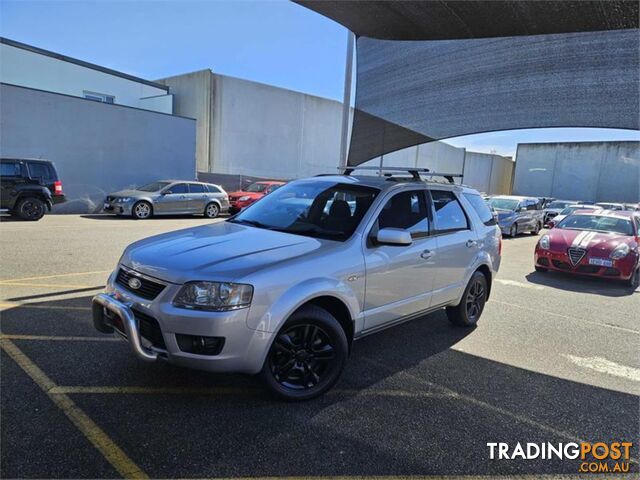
339,165,463,184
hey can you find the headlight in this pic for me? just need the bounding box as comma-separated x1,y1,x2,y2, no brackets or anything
238,196,251,201
538,234,550,250
610,243,630,260
118,197,131,202
173,281,253,311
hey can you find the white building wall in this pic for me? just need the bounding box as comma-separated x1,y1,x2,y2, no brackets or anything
0,42,172,114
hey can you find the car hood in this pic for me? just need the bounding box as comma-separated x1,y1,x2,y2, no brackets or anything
548,228,634,253
120,222,329,284
228,191,261,199
108,189,149,197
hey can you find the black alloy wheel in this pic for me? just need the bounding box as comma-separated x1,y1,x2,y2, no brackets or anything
446,271,488,327
510,224,518,238
262,305,348,401
17,197,45,221
531,222,541,235
465,277,486,322
627,266,640,289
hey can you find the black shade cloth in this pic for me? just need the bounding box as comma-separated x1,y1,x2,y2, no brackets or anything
297,1,640,166
295,1,639,41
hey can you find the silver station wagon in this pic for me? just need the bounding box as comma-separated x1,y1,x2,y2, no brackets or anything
103,180,229,219
93,168,501,400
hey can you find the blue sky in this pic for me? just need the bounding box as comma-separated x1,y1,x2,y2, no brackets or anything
1,0,637,157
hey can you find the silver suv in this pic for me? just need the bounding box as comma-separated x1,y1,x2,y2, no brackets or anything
93,171,501,400
103,180,229,219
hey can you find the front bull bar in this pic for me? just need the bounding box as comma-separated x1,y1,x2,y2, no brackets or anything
92,293,158,362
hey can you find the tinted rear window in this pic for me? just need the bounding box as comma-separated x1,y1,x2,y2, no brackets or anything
27,162,53,180
463,193,496,226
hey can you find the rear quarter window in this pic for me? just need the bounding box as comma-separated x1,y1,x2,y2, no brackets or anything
27,162,53,180
431,190,470,233
463,193,496,226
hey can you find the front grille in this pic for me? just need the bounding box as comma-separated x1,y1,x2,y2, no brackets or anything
132,308,166,349
116,268,166,300
567,248,586,267
537,257,549,266
577,265,600,274
552,260,571,270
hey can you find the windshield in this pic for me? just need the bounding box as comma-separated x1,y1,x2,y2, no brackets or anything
559,206,595,215
245,183,269,193
548,201,572,209
229,181,379,241
556,215,634,236
138,181,170,192
488,198,519,211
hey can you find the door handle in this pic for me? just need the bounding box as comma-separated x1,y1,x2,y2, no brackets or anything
420,249,433,259
466,239,478,248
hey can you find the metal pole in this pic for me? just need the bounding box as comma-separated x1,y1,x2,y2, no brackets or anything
339,31,355,170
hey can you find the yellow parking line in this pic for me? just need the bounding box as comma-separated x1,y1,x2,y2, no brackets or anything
0,302,92,311
0,339,148,479
50,385,452,400
0,270,110,284
0,282,102,288
0,334,119,342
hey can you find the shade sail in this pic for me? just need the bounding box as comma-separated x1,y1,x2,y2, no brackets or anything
297,1,640,166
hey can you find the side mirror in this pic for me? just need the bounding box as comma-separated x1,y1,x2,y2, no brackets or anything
376,228,413,246
517,207,526,213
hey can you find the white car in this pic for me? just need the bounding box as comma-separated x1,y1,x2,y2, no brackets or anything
547,204,602,227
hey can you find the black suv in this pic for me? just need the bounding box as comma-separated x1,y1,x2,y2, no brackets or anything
0,158,66,220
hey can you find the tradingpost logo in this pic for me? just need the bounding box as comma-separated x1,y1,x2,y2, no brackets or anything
487,442,634,473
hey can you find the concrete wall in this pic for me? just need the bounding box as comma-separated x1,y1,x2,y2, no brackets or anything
0,83,196,213
462,152,514,194
158,70,346,179
512,141,640,202
1,42,172,114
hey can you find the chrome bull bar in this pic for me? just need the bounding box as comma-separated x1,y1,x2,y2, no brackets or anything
92,293,158,362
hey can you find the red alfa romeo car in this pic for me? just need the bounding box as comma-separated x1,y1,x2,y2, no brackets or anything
228,180,286,214
534,210,640,288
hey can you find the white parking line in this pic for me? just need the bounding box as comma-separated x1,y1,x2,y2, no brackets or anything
495,279,544,290
562,354,640,382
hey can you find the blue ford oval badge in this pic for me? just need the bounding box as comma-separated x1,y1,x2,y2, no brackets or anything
128,277,142,290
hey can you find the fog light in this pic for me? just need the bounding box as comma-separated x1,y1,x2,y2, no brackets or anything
175,334,225,356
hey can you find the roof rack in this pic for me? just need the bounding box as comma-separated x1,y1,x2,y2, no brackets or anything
339,166,463,184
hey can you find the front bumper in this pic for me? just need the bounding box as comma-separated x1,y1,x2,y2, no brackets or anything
535,248,637,280
92,273,274,374
103,200,133,215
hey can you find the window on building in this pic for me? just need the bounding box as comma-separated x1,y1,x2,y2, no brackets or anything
431,190,470,233
83,91,115,104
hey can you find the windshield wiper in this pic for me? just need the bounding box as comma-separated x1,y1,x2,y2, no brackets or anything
229,219,273,229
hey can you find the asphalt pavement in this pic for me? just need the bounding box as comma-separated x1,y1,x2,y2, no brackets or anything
1,214,638,478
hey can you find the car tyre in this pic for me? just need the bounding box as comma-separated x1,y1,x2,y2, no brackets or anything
132,201,152,220
535,266,548,272
261,305,348,401
204,202,220,218
531,222,541,235
509,224,517,238
446,271,488,328
16,197,46,221
626,266,640,289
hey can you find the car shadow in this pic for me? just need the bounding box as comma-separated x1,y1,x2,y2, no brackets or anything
525,270,637,297
1,295,637,476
